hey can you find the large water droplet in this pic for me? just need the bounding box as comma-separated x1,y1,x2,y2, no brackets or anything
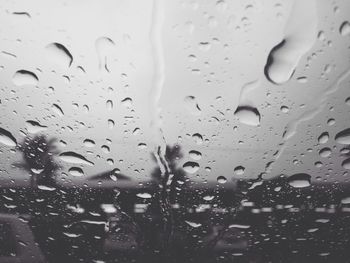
69,167,84,177
183,161,199,174
59,151,94,166
288,173,311,188
0,127,17,147
340,21,350,36
189,150,202,160
342,158,350,170
51,104,64,117
335,128,350,144
264,0,317,84
45,42,73,68
25,120,48,134
234,106,260,126
13,70,38,86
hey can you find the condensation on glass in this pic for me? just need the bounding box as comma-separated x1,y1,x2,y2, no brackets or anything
0,0,350,262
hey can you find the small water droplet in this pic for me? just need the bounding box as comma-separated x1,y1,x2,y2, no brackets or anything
136,193,152,199
318,132,329,144
217,176,227,184
234,166,245,176
184,96,201,116
121,97,133,109
185,220,202,228
106,100,113,110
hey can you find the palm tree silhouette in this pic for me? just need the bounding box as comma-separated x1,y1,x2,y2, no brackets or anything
148,144,188,261
150,144,187,201
15,135,60,188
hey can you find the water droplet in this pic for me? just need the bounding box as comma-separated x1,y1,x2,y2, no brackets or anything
51,104,64,117
217,176,227,184
342,158,350,170
192,133,203,145
183,161,200,174
234,166,245,176
198,42,211,51
340,21,350,36
327,118,335,126
341,197,350,204
0,127,17,147
12,12,31,18
31,168,44,174
189,150,202,160
184,96,201,116
288,173,311,188
203,195,214,201
25,120,47,134
228,224,250,229
264,0,317,84
318,132,329,144
13,70,38,86
95,37,115,72
45,42,73,68
138,143,147,149
121,97,133,109
335,128,350,144
108,119,115,129
83,139,95,148
69,167,84,177
59,151,94,166
234,106,260,126
106,100,113,110
280,106,290,113
185,220,202,228
319,147,331,158
37,185,56,191
136,193,152,199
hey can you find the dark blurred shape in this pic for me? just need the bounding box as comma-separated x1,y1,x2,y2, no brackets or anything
15,135,60,188
88,168,131,181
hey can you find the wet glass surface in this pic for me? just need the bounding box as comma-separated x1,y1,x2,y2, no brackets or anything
0,0,350,262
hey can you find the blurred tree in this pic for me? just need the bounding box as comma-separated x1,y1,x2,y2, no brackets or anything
150,144,187,203
15,135,60,188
